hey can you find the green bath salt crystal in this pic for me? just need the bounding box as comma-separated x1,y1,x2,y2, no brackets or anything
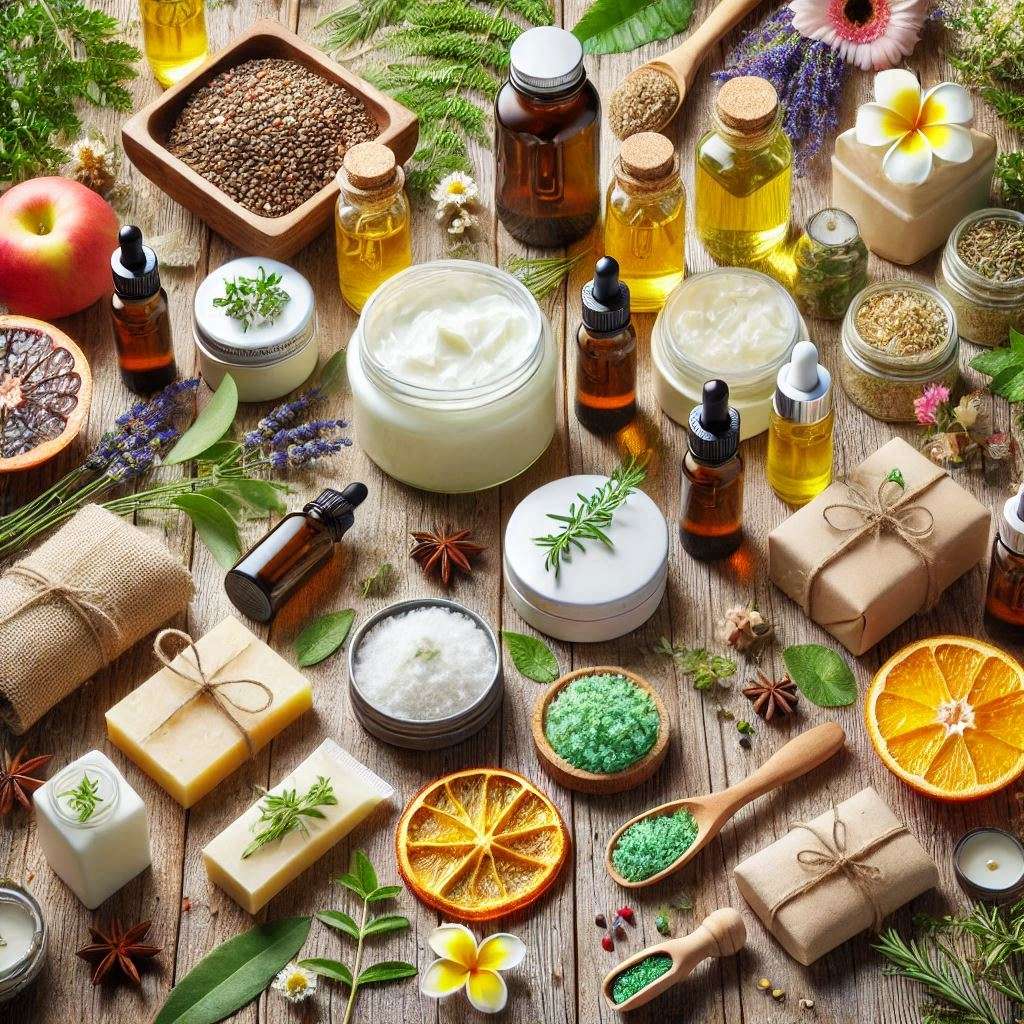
611,809,699,882
544,673,660,775
612,953,673,1004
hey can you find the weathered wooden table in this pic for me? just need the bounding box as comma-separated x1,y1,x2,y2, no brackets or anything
3,1,1022,1022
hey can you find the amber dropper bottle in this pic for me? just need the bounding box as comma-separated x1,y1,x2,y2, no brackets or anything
680,379,744,560
985,487,1024,635
225,483,368,622
110,225,177,393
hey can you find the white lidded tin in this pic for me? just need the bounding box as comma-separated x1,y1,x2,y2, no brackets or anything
504,475,669,642
193,257,319,402
347,598,504,750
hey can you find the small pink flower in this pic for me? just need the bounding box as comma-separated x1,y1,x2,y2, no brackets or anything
913,383,950,426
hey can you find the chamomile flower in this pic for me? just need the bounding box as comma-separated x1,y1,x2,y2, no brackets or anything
447,210,479,236
432,171,478,213
271,962,317,1003
421,925,526,1014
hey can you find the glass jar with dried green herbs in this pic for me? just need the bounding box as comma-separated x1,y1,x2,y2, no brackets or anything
936,209,1024,347
792,208,869,321
840,281,959,422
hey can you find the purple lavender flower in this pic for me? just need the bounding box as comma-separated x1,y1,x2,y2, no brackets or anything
108,445,157,481
270,418,349,450
245,388,328,449
274,437,353,469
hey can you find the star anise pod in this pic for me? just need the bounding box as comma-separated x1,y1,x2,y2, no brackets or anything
410,524,484,587
742,671,799,721
0,746,52,815
77,919,161,986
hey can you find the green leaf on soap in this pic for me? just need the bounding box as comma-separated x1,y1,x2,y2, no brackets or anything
501,630,559,683
572,0,694,53
356,961,418,986
782,644,857,708
294,610,356,667
363,914,410,938
317,910,361,941
155,916,311,1024
164,374,239,465
172,493,242,569
298,958,353,987
316,350,348,395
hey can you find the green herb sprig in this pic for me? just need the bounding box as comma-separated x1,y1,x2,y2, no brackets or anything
654,639,736,691
242,776,338,859
213,265,291,331
534,457,647,574
504,251,589,301
971,328,1024,428
996,152,1024,211
58,772,103,822
360,562,395,598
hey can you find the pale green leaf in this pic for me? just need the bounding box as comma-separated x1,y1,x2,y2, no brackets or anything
172,493,242,569
164,375,238,465
294,610,356,667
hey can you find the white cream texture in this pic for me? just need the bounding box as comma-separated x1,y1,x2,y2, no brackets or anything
671,272,793,370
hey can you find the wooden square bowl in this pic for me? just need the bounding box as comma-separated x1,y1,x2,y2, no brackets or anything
121,19,419,259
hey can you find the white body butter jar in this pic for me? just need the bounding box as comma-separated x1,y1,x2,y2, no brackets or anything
347,261,556,493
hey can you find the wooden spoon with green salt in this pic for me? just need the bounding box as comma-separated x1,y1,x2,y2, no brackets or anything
605,722,846,889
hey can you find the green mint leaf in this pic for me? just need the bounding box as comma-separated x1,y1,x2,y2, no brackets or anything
501,630,559,683
366,885,404,903
298,958,353,987
294,610,356,667
572,0,695,53
356,961,418,986
970,347,1024,377
171,493,242,569
782,644,857,707
164,374,238,466
316,910,361,941
353,850,379,895
363,915,411,937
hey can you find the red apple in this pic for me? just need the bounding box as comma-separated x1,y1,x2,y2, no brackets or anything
0,177,119,320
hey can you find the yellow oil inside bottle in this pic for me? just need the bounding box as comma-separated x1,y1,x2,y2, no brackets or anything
335,209,413,313
140,0,208,87
765,410,834,506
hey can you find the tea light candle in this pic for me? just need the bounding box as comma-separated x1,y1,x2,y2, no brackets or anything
0,885,46,1003
953,828,1024,900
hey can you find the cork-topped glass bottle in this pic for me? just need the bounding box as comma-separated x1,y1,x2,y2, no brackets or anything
496,26,600,247
604,131,685,313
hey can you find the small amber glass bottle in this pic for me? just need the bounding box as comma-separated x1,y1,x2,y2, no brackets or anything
986,489,1024,633
110,225,177,394
139,0,208,88
604,131,685,313
496,26,600,247
576,256,636,433
680,379,743,560
335,142,412,313
695,76,792,267
225,483,368,622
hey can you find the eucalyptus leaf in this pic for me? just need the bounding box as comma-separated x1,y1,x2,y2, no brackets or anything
155,917,311,1024
366,884,403,903
164,375,239,465
298,958,353,987
317,910,360,941
363,914,410,937
572,0,694,53
501,630,559,683
353,849,379,895
294,610,356,667
316,350,348,395
224,478,288,513
172,493,242,569
782,644,857,707
356,961,418,986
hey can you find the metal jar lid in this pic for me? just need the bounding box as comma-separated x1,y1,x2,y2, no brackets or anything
510,27,585,95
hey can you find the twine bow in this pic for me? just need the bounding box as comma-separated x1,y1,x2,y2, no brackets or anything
144,628,275,755
767,804,909,932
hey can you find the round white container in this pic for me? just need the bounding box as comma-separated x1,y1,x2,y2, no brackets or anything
347,260,557,493
652,268,809,438
504,474,669,642
193,257,319,402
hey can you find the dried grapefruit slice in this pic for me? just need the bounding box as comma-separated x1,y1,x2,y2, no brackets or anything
396,767,569,921
866,636,1024,801
0,316,91,473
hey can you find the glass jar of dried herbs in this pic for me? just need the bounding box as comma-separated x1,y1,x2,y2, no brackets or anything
936,209,1024,348
792,208,869,321
840,281,959,422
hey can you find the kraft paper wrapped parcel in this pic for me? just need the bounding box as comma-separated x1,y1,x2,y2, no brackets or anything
769,437,990,656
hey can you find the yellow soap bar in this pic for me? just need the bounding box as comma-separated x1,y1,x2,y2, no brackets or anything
202,739,393,914
105,616,313,808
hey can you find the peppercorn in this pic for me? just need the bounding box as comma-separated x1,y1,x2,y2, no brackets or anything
595,913,607,929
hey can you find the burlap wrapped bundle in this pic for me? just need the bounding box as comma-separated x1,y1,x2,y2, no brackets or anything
0,504,193,733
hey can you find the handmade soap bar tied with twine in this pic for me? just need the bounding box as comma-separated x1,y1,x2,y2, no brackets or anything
105,615,313,808
768,436,990,655
733,787,938,965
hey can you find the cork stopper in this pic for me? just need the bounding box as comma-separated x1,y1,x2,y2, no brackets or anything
342,141,398,191
715,76,778,133
619,132,676,180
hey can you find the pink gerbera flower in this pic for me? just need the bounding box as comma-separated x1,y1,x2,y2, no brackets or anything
789,0,930,70
913,382,950,425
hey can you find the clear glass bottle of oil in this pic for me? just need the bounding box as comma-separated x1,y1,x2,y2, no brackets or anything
695,76,792,267
139,0,208,88
335,141,412,313
604,131,685,313
766,341,833,506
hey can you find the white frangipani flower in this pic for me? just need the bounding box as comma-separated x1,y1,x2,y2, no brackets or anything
420,924,526,1014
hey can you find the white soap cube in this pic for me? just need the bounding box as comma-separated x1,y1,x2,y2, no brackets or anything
34,750,151,910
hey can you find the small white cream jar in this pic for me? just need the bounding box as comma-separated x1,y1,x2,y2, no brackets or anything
193,257,318,402
652,268,808,438
348,260,556,493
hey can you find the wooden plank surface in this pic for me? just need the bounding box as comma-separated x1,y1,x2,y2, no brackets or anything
1,1,1021,1022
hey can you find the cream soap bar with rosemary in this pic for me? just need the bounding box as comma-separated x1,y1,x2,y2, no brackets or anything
202,739,393,914
105,616,313,808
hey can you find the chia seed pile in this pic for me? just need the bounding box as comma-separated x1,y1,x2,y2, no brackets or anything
167,58,379,218
612,953,673,1004
612,808,699,882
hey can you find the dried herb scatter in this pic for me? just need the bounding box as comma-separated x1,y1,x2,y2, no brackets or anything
611,953,672,1004
854,288,950,357
167,58,378,218
612,809,698,882
957,218,1024,282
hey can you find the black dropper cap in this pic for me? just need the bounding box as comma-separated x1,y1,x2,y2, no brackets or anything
304,482,368,541
687,379,740,464
111,225,160,300
582,256,630,334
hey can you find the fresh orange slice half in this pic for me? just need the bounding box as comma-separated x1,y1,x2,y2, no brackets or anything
396,767,569,921
866,635,1024,801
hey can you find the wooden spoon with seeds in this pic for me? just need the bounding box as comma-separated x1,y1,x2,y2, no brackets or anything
605,722,845,889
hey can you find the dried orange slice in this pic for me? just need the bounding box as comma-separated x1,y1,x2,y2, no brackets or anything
866,635,1024,801
396,767,569,921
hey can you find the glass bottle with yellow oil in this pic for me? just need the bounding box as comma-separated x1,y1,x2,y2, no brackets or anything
766,341,833,506
139,0,208,88
604,131,685,313
695,76,792,267
335,141,412,313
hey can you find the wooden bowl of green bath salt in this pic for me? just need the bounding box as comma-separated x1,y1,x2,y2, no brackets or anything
532,667,669,795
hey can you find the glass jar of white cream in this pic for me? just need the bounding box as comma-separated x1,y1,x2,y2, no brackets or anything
652,268,807,438
348,260,556,493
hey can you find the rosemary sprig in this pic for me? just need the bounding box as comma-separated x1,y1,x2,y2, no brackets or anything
242,776,338,859
58,773,103,823
504,251,589,301
213,265,291,332
533,457,647,574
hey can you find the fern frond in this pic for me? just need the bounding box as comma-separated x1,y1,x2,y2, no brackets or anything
502,0,554,25
385,28,510,70
318,0,413,50
370,59,499,98
404,2,523,44
416,95,491,141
